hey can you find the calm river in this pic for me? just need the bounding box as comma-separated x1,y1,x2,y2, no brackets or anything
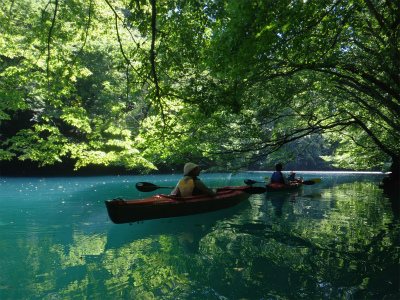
0,172,398,299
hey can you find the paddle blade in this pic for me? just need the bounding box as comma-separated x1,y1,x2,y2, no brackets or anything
244,179,261,185
309,178,322,183
302,180,316,185
136,182,159,192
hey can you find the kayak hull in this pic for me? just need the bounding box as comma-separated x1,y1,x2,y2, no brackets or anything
266,182,303,192
105,186,251,224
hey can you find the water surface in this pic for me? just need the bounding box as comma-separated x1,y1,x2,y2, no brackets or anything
0,172,398,299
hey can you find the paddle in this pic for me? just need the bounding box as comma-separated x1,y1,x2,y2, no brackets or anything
302,178,322,185
309,178,322,183
244,178,270,185
136,182,175,192
245,178,321,186
136,182,266,194
302,180,315,185
244,179,265,185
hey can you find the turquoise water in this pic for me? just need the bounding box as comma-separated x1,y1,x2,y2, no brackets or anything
0,172,398,299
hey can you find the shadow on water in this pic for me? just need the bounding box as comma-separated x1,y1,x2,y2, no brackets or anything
105,200,253,254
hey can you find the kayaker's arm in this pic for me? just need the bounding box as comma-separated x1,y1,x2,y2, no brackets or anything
282,173,290,185
195,180,217,196
170,183,180,196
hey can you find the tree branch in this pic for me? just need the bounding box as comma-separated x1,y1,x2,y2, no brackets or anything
47,0,58,99
347,111,398,159
104,0,147,84
150,0,166,128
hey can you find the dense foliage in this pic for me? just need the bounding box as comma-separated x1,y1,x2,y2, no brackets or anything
1,0,399,175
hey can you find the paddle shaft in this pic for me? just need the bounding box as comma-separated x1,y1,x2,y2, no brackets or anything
136,182,266,194
136,182,174,192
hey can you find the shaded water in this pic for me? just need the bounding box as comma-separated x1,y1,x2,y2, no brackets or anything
0,172,399,299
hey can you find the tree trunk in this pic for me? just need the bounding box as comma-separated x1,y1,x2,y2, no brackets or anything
381,155,400,197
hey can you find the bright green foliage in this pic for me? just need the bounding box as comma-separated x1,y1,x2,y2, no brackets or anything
175,0,399,171
0,0,156,170
0,0,398,173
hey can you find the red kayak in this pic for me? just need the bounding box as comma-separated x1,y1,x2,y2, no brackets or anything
105,186,260,224
266,182,303,192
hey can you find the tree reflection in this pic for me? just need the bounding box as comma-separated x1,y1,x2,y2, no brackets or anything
1,181,398,299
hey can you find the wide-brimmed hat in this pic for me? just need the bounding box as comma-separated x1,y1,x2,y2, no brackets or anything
289,171,295,176
184,162,199,175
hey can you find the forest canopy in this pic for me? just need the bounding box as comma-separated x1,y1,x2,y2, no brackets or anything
0,0,399,174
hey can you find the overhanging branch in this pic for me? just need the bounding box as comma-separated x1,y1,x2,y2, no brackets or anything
46,0,58,100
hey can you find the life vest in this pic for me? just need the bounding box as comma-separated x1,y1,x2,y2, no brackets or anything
271,171,284,184
178,179,195,197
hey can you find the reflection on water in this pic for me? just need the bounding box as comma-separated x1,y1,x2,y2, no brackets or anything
0,172,398,299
